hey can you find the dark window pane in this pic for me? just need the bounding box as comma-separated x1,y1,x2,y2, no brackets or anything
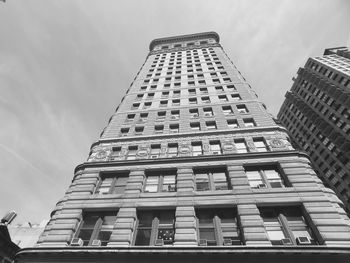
135,229,152,245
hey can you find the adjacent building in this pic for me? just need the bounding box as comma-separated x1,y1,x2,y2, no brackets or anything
278,47,350,212
16,34,350,263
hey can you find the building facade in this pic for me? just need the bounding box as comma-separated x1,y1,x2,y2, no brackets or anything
278,47,350,212
17,34,350,262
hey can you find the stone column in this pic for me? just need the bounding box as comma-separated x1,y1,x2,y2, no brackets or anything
174,206,197,246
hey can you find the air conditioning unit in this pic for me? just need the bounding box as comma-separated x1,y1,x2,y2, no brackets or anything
270,181,284,188
281,238,292,245
155,239,164,246
70,238,83,247
212,151,221,155
150,155,159,159
199,239,207,246
168,186,176,192
204,113,212,117
223,239,233,246
91,239,101,246
170,116,178,120
257,183,267,189
296,236,312,245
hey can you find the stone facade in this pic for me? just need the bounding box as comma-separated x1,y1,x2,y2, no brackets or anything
16,34,350,262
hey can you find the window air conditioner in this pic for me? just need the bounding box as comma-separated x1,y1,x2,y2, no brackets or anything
257,183,267,189
70,238,83,247
281,238,292,245
155,239,164,246
204,113,212,117
150,155,159,159
296,236,311,245
212,151,221,155
170,116,177,120
199,239,207,246
91,239,101,246
270,181,283,188
223,239,233,246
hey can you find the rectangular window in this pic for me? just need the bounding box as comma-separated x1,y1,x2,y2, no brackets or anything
169,124,179,133
192,142,203,156
160,100,168,107
154,125,164,134
157,111,166,120
96,172,129,195
196,208,241,246
168,143,178,157
194,167,231,191
150,144,161,158
243,118,256,127
189,98,198,104
234,139,247,153
206,121,217,130
143,102,151,109
170,110,180,120
231,94,241,101
203,107,213,117
237,105,248,114
259,207,316,245
127,146,138,160
218,95,228,102
134,126,144,135
222,106,233,115
227,119,239,128
135,210,175,246
74,212,117,246
139,113,148,122
172,99,180,106
253,138,268,152
245,165,285,188
132,103,140,110
144,170,177,193
201,96,210,103
189,108,199,118
126,114,135,122
210,141,222,155
120,127,129,137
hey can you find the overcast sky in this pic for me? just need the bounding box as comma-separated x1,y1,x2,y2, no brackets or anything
0,0,349,224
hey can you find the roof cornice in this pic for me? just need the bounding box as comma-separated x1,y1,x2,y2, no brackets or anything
149,31,220,51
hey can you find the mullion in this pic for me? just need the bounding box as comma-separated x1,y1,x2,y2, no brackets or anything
151,216,160,245
260,170,271,187
109,177,117,194
278,213,295,244
209,172,215,190
89,217,103,245
158,174,163,192
213,215,222,245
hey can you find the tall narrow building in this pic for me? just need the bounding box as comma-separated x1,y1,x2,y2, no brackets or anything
278,47,350,212
17,33,350,263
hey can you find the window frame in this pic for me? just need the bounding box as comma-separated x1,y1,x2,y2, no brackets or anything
95,172,129,195
244,164,287,189
144,170,177,193
194,167,231,191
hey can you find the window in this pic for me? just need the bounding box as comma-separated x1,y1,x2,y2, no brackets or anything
127,146,138,160
189,98,197,104
170,110,180,120
210,141,222,155
215,86,224,92
245,165,285,188
222,106,233,115
132,103,140,110
134,126,144,135
74,212,117,246
194,167,231,191
135,210,175,246
169,124,179,133
150,144,161,158
237,105,248,114
154,125,164,134
143,102,151,109
172,99,180,106
168,143,178,157
96,173,129,194
144,170,177,192
196,208,241,246
188,89,196,95
234,139,247,153
201,96,210,103
218,95,228,102
231,94,241,101
192,142,203,156
110,147,121,160
189,108,199,118
253,138,268,152
227,119,239,129
243,118,256,127
139,113,148,122
203,107,213,117
206,121,217,130
126,114,135,122
200,87,208,94
157,111,166,120
259,207,317,245
190,122,201,131
120,127,129,136
160,100,168,107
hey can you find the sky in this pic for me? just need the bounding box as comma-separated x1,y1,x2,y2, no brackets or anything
0,0,349,224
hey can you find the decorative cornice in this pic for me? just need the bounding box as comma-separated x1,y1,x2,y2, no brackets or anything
149,32,220,51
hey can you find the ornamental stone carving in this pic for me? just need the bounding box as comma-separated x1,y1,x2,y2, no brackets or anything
270,139,285,148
